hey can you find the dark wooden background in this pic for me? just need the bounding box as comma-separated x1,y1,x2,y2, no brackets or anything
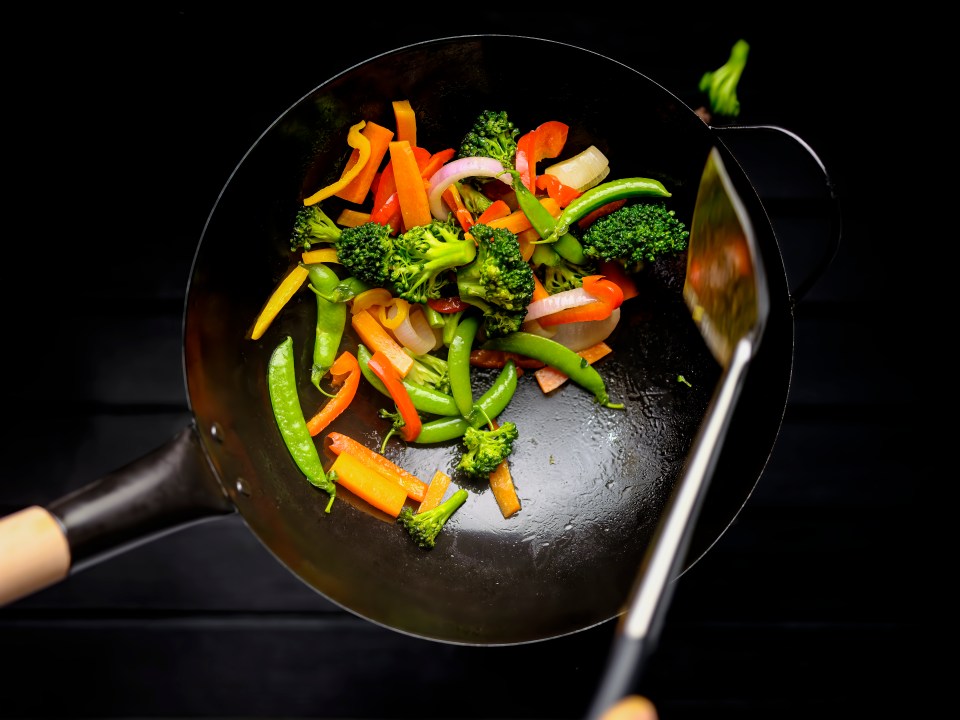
2,10,924,719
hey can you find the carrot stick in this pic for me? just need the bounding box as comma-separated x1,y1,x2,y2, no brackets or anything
305,352,360,436
516,227,539,262
534,341,613,393
418,470,452,513
531,272,550,302
442,185,474,232
389,140,433,230
328,451,408,517
351,309,414,377
250,264,309,341
392,100,417,146
489,460,520,518
335,121,395,205
326,432,428,502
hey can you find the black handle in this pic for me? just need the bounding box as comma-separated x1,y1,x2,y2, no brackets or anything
48,423,235,573
713,124,842,304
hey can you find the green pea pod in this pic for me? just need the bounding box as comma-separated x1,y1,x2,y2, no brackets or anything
448,315,480,418
414,360,518,444
512,177,587,265
356,344,460,417
553,177,672,239
267,336,336,511
304,263,346,391
482,332,623,409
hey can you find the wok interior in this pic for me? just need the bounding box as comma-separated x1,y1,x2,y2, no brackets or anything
183,36,791,645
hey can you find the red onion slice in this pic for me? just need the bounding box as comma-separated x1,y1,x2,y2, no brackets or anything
427,157,513,220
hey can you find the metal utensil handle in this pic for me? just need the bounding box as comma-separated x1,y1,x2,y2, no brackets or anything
586,337,756,719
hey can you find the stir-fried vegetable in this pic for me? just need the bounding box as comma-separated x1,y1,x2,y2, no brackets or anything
251,98,692,549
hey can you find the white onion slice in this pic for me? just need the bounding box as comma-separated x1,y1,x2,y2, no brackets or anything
547,309,621,352
520,318,558,339
524,287,597,322
393,306,436,355
427,156,513,220
543,145,609,191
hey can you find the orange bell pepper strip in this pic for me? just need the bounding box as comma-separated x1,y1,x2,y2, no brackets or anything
390,140,432,230
418,470,452,513
476,199,512,225
537,276,624,328
305,351,361,437
367,350,422,442
328,451,408,518
335,121,394,205
535,173,582,207
303,120,370,206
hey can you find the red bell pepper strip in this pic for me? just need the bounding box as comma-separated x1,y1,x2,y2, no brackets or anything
535,173,582,207
306,351,361,437
538,275,623,328
442,185,475,232
598,260,639,301
427,297,469,313
476,199,512,225
576,199,627,230
515,121,570,192
367,350,422,442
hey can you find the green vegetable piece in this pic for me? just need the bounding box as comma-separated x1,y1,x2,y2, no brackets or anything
290,204,341,251
699,39,750,117
458,421,519,479
553,177,672,241
304,262,347,391
356,344,459,417
457,110,520,167
579,201,689,271
482,333,623,409
449,315,480,418
267,336,336,512
512,175,587,265
397,488,469,550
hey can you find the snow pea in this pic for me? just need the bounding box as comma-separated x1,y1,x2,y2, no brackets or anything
448,315,480,418
304,262,346,391
552,177,671,239
267,336,336,511
414,360,518,444
356,344,459,417
481,332,624,409
512,176,587,265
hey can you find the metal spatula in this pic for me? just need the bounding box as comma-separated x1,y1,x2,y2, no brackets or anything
587,146,771,719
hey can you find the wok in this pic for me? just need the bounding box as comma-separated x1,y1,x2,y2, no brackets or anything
0,35,830,646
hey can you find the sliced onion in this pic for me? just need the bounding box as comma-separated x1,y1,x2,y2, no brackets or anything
547,309,621,352
427,156,513,220
393,305,437,356
577,164,610,193
520,318,557,339
524,287,597,322
543,145,609,191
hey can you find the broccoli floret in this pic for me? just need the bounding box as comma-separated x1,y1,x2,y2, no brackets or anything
457,421,519,479
455,181,494,215
405,351,451,395
290,204,342,251
455,223,535,338
699,39,750,118
388,219,478,304
334,221,395,287
398,488,469,549
457,110,520,167
580,201,690,272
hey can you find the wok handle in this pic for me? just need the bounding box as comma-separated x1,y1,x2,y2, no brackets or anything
713,124,842,303
0,424,234,607
586,339,756,720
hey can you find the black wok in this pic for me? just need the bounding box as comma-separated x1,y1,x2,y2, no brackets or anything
0,35,819,646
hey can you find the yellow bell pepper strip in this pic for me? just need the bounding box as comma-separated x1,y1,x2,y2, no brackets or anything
267,336,336,512
335,208,371,228
303,120,371,206
301,248,339,264
367,350,422,442
389,140,433,230
351,309,414,377
534,341,613,394
392,99,417,146
537,275,624,328
327,451,408,518
378,297,410,330
351,287,394,315
335,121,394,205
250,264,310,341
305,351,360,437
325,431,428,502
